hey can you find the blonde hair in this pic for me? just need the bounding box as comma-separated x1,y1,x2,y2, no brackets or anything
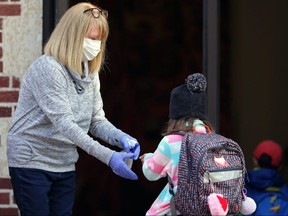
44,2,109,75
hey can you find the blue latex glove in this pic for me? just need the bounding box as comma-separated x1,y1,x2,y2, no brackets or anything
109,152,138,180
120,135,141,160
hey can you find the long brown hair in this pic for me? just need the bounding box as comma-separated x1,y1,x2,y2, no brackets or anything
161,117,213,136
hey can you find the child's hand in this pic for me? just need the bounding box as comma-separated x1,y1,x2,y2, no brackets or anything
139,154,146,164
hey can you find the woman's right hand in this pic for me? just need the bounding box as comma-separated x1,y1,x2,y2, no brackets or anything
109,152,138,180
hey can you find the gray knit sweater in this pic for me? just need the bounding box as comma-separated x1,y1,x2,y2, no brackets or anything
7,54,126,172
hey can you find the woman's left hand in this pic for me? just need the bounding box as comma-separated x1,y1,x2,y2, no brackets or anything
120,134,141,160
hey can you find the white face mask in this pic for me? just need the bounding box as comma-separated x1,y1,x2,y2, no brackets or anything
82,38,101,61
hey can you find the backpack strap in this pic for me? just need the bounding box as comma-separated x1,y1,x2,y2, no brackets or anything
192,123,212,134
170,195,177,216
168,175,178,216
168,175,175,196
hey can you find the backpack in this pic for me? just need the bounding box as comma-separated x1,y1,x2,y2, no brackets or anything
251,187,288,215
169,132,246,216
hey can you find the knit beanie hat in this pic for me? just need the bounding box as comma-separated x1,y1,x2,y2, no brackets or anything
253,139,283,168
169,73,207,120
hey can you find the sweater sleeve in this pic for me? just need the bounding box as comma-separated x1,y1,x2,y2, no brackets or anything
88,73,126,147
142,137,172,181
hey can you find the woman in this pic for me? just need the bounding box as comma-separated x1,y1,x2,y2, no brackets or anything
7,2,140,216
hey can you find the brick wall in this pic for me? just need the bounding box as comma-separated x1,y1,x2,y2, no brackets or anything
0,179,18,216
0,0,43,212
0,1,21,215
0,0,20,118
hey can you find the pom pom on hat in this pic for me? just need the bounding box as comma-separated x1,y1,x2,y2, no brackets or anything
169,73,207,120
208,193,229,216
186,73,207,93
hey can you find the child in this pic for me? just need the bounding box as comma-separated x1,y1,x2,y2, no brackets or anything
246,139,288,197
140,73,212,215
245,140,288,215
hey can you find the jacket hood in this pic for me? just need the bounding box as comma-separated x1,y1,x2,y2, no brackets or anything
246,168,284,189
